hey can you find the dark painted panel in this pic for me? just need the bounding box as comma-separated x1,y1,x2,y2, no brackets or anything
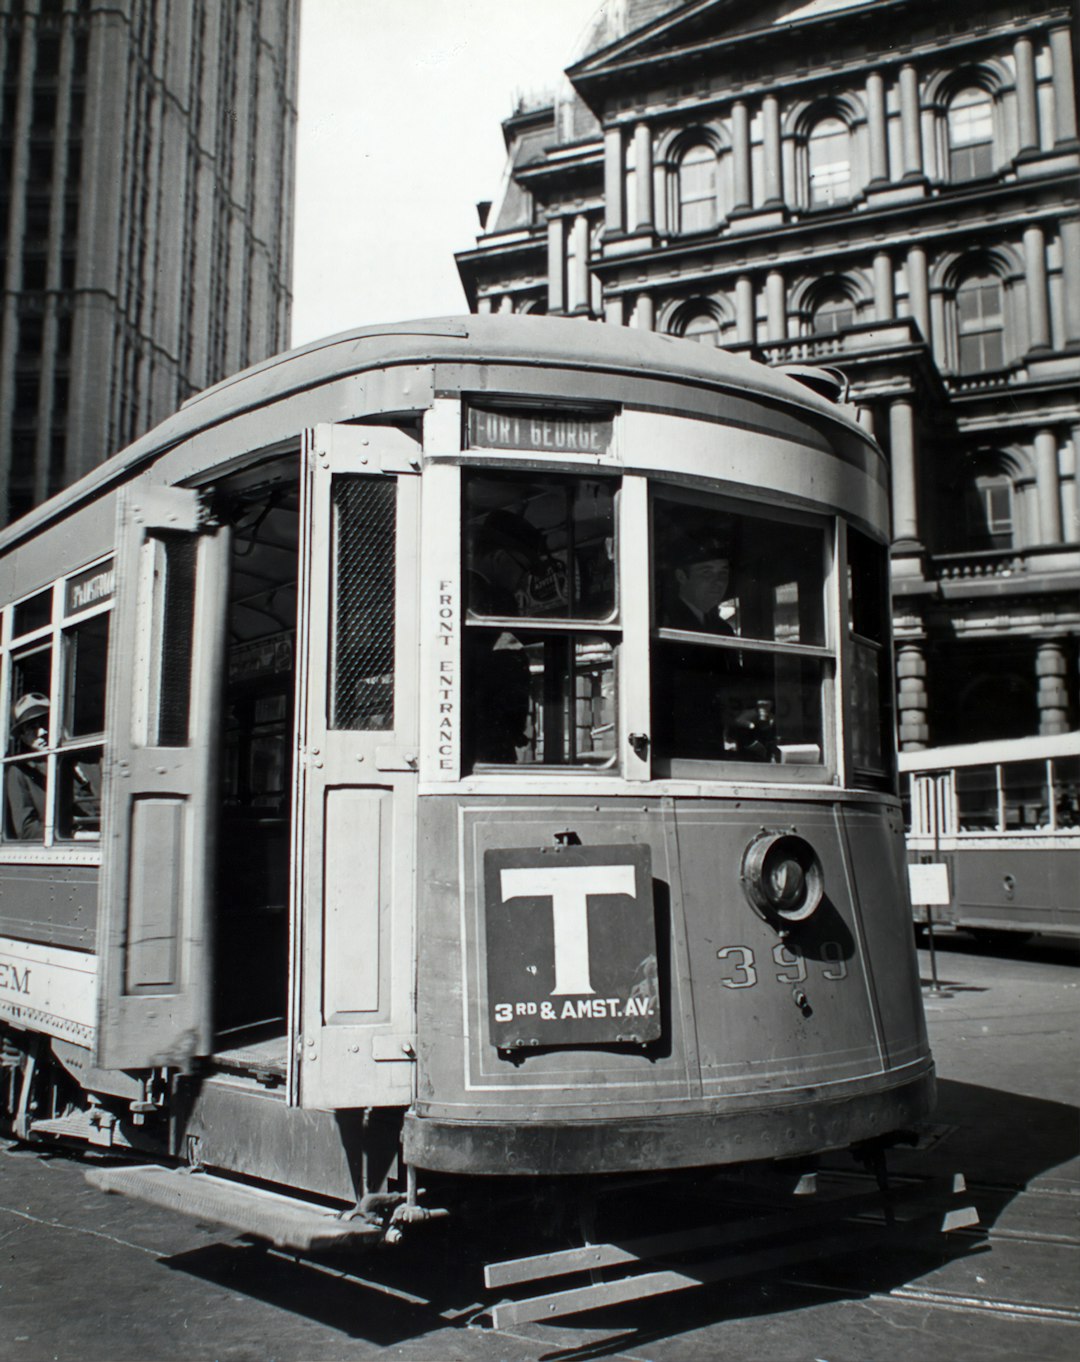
0,863,99,949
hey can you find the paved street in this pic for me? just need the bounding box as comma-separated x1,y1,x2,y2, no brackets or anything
1,931,1077,1362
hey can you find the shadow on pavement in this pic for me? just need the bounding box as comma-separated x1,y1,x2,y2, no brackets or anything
158,1081,1078,1354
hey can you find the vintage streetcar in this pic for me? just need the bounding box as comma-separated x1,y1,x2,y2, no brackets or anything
903,731,1080,943
0,315,933,1255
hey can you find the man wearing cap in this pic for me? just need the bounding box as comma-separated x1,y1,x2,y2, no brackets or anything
655,536,741,760
6,693,49,839
661,536,736,636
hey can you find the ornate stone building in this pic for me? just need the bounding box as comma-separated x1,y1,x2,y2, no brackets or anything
456,0,1079,749
0,0,299,522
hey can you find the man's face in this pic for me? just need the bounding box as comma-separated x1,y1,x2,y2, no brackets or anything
17,719,48,752
676,558,730,614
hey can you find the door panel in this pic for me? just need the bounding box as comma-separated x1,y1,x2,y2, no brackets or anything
291,424,420,1110
95,485,229,1070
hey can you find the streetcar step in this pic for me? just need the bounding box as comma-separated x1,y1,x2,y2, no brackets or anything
86,1164,382,1252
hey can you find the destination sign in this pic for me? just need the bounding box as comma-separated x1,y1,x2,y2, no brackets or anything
65,560,115,615
467,407,613,456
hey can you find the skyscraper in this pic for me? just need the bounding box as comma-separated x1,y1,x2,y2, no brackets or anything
0,0,299,523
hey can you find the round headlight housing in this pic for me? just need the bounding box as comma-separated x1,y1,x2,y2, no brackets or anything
741,832,824,924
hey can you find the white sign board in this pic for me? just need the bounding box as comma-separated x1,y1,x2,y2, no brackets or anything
908,862,951,906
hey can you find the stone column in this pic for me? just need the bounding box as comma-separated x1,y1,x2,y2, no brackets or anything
763,93,783,204
899,64,924,178
735,276,755,342
873,251,895,320
547,217,565,313
604,295,625,326
568,215,590,313
866,69,889,182
1023,224,1051,351
765,270,786,341
1014,36,1039,154
1049,26,1078,145
906,245,930,342
889,398,919,543
633,123,653,231
604,126,624,235
732,101,751,208
1034,428,1063,542
1061,427,1079,541
634,294,655,331
1036,643,1069,735
897,643,930,750
1061,217,1080,346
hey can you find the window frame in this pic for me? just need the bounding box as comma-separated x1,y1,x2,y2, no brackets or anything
1,555,113,855
806,115,853,209
675,140,720,235
460,466,622,773
955,269,1006,375
946,86,995,184
648,481,838,783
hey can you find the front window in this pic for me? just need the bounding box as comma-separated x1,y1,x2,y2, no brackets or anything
651,489,830,771
463,471,617,767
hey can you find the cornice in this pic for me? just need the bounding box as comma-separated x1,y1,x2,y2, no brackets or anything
569,2,1073,115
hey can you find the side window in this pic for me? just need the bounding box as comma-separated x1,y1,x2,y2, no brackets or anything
462,470,617,767
846,526,894,784
5,644,53,841
651,489,829,769
329,476,396,731
3,562,112,845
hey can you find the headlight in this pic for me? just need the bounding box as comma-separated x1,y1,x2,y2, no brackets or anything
741,831,824,924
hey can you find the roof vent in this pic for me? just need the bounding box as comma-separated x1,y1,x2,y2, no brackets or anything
777,364,849,404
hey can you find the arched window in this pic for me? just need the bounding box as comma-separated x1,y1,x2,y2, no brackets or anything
677,142,718,233
680,311,722,346
947,87,994,182
965,472,1014,550
811,289,856,335
956,270,1005,373
807,116,851,207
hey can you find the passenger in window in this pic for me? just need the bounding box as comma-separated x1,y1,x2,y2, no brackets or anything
467,509,550,618
466,510,546,762
6,692,50,839
660,535,737,636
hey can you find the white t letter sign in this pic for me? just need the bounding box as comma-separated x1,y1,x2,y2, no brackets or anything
499,865,638,996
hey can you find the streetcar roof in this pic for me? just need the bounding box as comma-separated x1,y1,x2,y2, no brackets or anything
898,730,1080,773
0,313,875,551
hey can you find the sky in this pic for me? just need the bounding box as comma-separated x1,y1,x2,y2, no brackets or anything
291,0,604,347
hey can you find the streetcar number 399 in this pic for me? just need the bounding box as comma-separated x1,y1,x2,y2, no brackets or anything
716,942,848,989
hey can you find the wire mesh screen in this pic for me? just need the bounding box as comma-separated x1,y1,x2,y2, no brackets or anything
330,476,396,731
156,535,197,746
